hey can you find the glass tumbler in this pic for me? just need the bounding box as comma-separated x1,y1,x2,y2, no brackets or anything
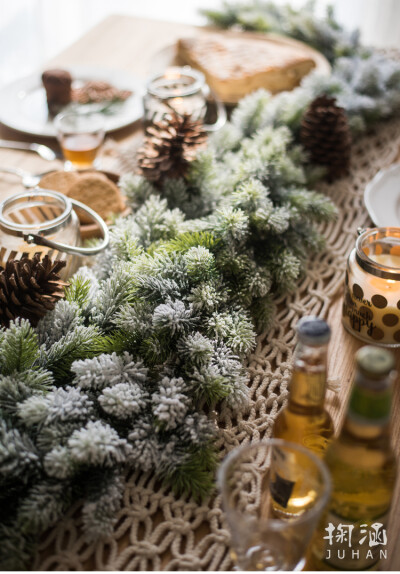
54,110,105,170
218,439,331,571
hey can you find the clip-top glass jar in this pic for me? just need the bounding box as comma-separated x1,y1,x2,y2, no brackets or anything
342,227,400,347
0,189,109,279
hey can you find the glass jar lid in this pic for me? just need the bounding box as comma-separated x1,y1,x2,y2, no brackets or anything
356,227,400,281
146,66,205,99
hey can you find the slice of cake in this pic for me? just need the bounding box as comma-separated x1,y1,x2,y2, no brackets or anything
41,69,72,116
177,34,316,103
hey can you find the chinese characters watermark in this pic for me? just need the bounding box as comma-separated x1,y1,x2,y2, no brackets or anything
324,522,388,563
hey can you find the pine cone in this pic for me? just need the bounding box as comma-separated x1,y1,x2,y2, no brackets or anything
137,112,208,185
0,253,69,328
300,95,352,181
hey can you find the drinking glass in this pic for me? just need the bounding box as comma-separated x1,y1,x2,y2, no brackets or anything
218,439,331,571
54,111,105,170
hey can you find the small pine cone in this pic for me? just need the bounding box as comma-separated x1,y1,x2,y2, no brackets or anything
0,253,69,328
137,112,208,185
300,95,352,181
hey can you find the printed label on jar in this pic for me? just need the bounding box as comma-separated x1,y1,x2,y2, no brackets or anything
342,284,400,345
322,512,388,570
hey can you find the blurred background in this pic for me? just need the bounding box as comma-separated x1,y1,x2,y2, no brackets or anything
1,0,400,87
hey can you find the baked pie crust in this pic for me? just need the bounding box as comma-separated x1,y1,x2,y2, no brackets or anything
177,34,316,103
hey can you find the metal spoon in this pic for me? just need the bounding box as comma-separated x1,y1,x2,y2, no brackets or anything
0,140,59,161
0,166,55,188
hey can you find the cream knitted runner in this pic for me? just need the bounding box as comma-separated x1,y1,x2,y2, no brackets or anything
35,118,400,571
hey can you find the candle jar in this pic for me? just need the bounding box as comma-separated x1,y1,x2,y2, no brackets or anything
143,66,226,131
0,189,109,279
342,227,400,347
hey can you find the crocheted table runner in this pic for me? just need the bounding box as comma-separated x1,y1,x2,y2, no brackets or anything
35,118,400,571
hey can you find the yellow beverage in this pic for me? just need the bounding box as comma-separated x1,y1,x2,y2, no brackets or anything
307,346,397,571
61,133,102,168
274,316,334,457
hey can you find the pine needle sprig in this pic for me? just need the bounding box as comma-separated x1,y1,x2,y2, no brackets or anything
0,319,40,376
41,325,104,382
65,275,92,309
161,443,218,502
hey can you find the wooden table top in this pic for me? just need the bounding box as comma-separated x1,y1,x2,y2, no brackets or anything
0,14,399,571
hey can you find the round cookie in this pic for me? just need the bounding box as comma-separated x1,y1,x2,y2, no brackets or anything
66,174,124,224
39,170,80,195
78,170,110,182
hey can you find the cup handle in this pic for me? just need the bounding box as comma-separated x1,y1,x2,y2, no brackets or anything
202,87,227,133
23,198,110,256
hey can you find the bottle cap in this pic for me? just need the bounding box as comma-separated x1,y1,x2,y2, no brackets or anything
356,346,395,379
296,316,331,346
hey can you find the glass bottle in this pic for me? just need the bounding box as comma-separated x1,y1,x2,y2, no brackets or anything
307,346,397,571
273,316,334,457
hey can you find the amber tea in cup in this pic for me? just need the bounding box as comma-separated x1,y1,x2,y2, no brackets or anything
55,111,105,169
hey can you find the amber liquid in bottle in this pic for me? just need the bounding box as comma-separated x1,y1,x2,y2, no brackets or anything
274,317,334,457
306,346,397,571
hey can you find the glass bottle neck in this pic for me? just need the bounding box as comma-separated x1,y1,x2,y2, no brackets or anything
342,370,393,439
288,341,328,412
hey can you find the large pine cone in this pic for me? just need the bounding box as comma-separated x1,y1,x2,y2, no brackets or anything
137,112,208,185
0,253,69,327
300,95,352,181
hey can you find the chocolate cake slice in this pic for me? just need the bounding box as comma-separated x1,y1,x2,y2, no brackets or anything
41,69,72,116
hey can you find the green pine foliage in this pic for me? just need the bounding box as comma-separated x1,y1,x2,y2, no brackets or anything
204,2,400,137
0,319,40,375
202,0,362,64
2,3,400,568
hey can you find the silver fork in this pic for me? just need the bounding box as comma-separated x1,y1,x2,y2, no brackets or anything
0,140,58,161
0,167,55,187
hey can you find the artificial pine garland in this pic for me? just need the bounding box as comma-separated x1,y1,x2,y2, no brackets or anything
204,1,400,136
2,3,400,569
0,127,335,570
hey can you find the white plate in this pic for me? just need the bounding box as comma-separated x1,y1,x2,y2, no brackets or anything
364,164,400,227
0,66,145,137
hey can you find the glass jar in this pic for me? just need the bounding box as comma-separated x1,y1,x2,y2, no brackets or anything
143,66,226,132
342,227,400,347
0,189,109,279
